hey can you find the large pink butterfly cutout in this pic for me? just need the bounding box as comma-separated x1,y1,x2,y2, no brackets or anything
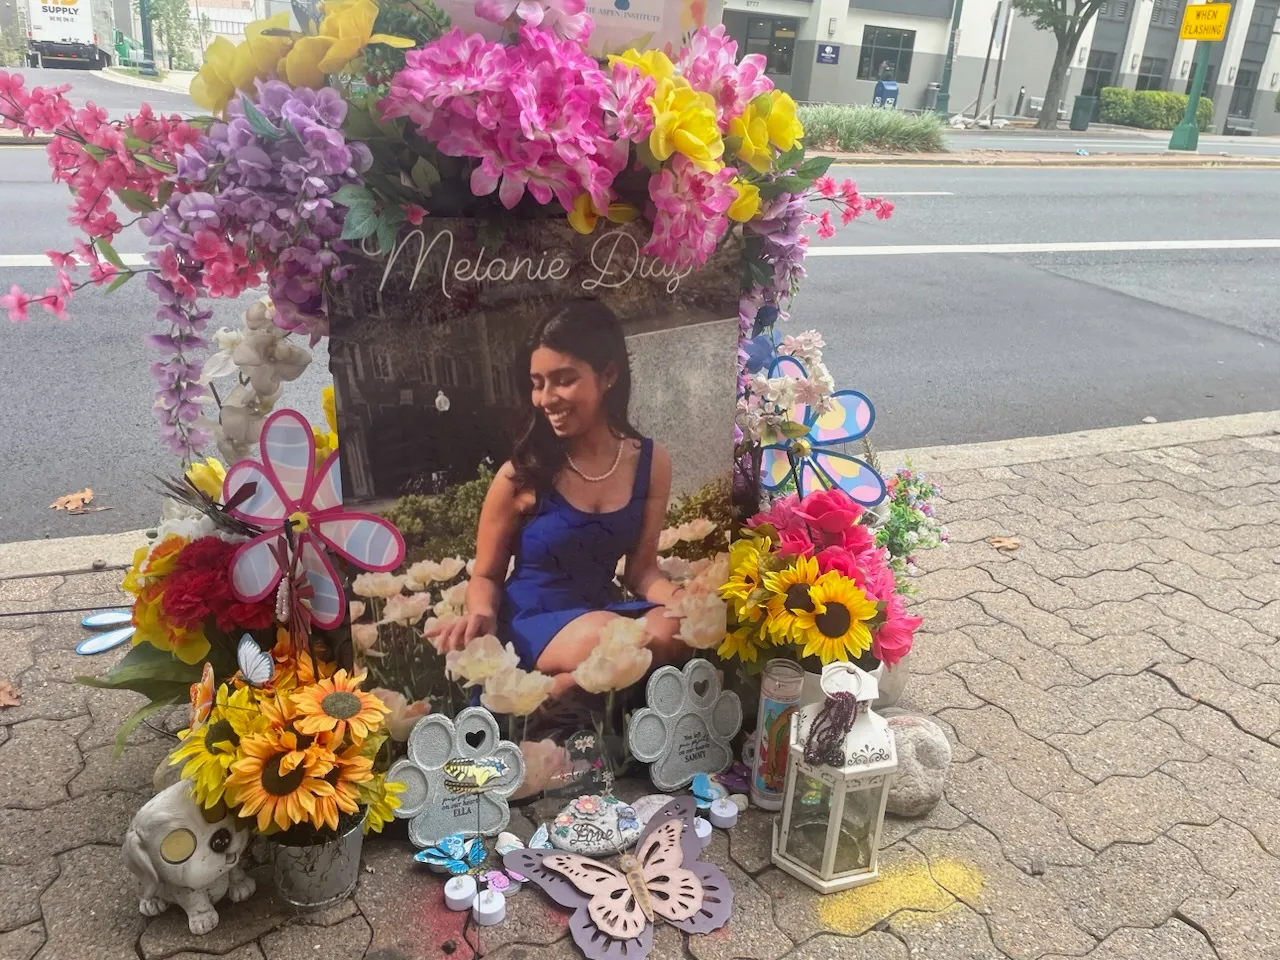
222,409,405,631
504,798,732,960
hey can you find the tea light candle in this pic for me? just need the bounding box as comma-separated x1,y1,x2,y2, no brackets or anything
694,817,712,848
709,797,738,829
443,875,477,912
474,889,506,926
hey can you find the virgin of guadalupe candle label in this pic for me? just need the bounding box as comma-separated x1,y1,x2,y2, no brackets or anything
629,660,743,791
388,708,526,847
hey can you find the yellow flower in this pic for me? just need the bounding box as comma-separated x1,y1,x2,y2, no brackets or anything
607,202,640,223
121,545,150,597
730,96,773,174
720,536,770,621
313,742,374,831
185,457,226,502
317,0,415,74
761,555,822,643
360,774,405,834
567,193,598,235
226,730,337,833
790,572,877,665
767,91,804,151
243,12,294,75
313,385,339,464
292,669,389,743
133,582,211,665
170,684,264,809
718,622,763,664
608,48,675,82
190,36,238,112
283,35,336,88
727,179,761,222
648,78,724,172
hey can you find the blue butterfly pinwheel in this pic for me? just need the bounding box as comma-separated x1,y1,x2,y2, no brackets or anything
413,834,486,874
758,356,886,507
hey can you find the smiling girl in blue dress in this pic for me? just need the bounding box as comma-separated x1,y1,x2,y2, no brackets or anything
428,300,686,696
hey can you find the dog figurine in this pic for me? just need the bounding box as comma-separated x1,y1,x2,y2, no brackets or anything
123,781,256,934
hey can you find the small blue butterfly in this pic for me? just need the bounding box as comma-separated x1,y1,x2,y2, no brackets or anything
413,834,486,874
528,823,552,850
76,609,134,655
691,773,727,811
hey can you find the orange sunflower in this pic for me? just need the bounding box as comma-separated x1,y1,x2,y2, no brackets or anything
313,743,375,831
292,670,389,742
225,730,337,833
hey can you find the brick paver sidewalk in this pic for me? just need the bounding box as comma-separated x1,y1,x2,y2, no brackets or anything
1,430,1277,960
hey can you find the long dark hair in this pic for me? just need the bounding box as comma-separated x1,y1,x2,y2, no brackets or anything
510,300,641,493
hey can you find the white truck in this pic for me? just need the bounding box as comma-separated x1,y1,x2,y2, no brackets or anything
25,0,114,69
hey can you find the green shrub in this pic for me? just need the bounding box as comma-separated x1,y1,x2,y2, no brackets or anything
382,465,494,566
1098,86,1214,131
798,103,946,153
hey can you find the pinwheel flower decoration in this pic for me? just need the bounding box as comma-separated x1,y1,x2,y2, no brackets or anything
222,409,405,631
759,356,886,506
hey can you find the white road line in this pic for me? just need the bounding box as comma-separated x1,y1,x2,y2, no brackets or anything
0,253,147,267
866,191,955,196
807,238,1280,257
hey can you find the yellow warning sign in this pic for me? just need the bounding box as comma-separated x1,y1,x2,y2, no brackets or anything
1180,2,1231,40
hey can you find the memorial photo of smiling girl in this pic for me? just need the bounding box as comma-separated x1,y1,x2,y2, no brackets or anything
428,300,689,696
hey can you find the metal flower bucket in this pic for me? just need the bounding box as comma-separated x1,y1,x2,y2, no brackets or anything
271,812,366,909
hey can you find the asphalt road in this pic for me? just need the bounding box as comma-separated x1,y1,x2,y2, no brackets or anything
946,127,1280,157
1,69,1279,542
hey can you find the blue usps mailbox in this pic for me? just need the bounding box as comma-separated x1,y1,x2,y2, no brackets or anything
872,80,899,109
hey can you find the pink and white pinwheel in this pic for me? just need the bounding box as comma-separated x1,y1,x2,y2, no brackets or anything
222,409,405,631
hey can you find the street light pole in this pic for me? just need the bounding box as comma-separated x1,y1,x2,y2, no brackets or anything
935,0,965,117
1168,40,1210,150
138,0,158,76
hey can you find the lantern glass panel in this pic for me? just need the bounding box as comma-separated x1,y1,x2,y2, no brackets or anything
834,785,879,874
783,773,835,873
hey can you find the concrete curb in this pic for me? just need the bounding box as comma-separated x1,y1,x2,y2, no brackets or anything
0,132,52,145
7,411,1280,578
98,67,194,96
878,410,1280,473
828,151,1280,168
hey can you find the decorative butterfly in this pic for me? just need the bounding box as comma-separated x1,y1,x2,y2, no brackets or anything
713,763,751,795
189,661,215,730
413,834,486,874
223,409,405,632
235,634,275,689
75,609,134,655
505,798,732,960
690,773,727,811
529,823,552,850
443,757,509,794
758,356,886,507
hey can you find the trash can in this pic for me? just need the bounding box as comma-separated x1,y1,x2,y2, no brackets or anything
924,81,941,112
1069,95,1096,131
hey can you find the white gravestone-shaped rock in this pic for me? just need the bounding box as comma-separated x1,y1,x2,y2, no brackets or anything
884,713,952,817
389,707,525,847
628,659,743,791
122,781,256,935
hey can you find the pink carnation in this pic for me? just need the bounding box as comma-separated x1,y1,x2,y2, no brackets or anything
873,594,921,667
747,493,802,536
676,25,772,128
644,154,735,269
604,62,655,142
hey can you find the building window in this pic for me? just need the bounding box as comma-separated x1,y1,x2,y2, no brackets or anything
420,355,436,384
744,18,796,76
371,348,394,381
1081,49,1118,99
1149,0,1179,27
1099,0,1129,21
1135,56,1168,90
1229,65,1260,116
439,355,458,387
857,27,915,83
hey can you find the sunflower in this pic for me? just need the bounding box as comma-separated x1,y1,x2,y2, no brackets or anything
790,571,878,665
225,730,338,833
313,743,375,831
292,670,389,743
170,684,263,808
360,775,406,834
761,555,822,642
718,621,764,664
719,537,771,622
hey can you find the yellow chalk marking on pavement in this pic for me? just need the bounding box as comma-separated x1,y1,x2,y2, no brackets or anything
814,857,983,934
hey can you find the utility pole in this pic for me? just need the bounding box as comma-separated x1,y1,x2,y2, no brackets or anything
138,0,158,75
935,0,965,117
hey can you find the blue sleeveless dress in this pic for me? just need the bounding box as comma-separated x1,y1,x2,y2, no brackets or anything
499,438,658,670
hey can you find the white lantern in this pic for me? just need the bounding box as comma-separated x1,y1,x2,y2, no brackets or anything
770,662,898,894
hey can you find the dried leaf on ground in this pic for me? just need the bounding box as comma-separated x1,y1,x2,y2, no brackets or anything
988,536,1021,552
0,680,21,708
50,488,94,511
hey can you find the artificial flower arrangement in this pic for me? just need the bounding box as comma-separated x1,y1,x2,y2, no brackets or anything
719,487,922,670
0,0,889,464
171,641,403,837
875,464,948,588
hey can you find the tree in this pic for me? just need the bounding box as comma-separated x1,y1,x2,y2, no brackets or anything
134,0,196,70
1011,0,1106,129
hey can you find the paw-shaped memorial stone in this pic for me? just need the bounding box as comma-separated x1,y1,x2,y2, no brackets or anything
389,707,525,848
628,659,743,791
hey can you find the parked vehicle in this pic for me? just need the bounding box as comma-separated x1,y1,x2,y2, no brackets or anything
26,0,114,69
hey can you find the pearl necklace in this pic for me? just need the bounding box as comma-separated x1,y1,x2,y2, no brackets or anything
566,438,624,483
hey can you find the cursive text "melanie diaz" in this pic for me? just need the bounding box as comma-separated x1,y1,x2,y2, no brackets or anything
376,227,694,299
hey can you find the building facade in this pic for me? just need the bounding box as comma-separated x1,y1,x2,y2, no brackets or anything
721,0,1280,135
